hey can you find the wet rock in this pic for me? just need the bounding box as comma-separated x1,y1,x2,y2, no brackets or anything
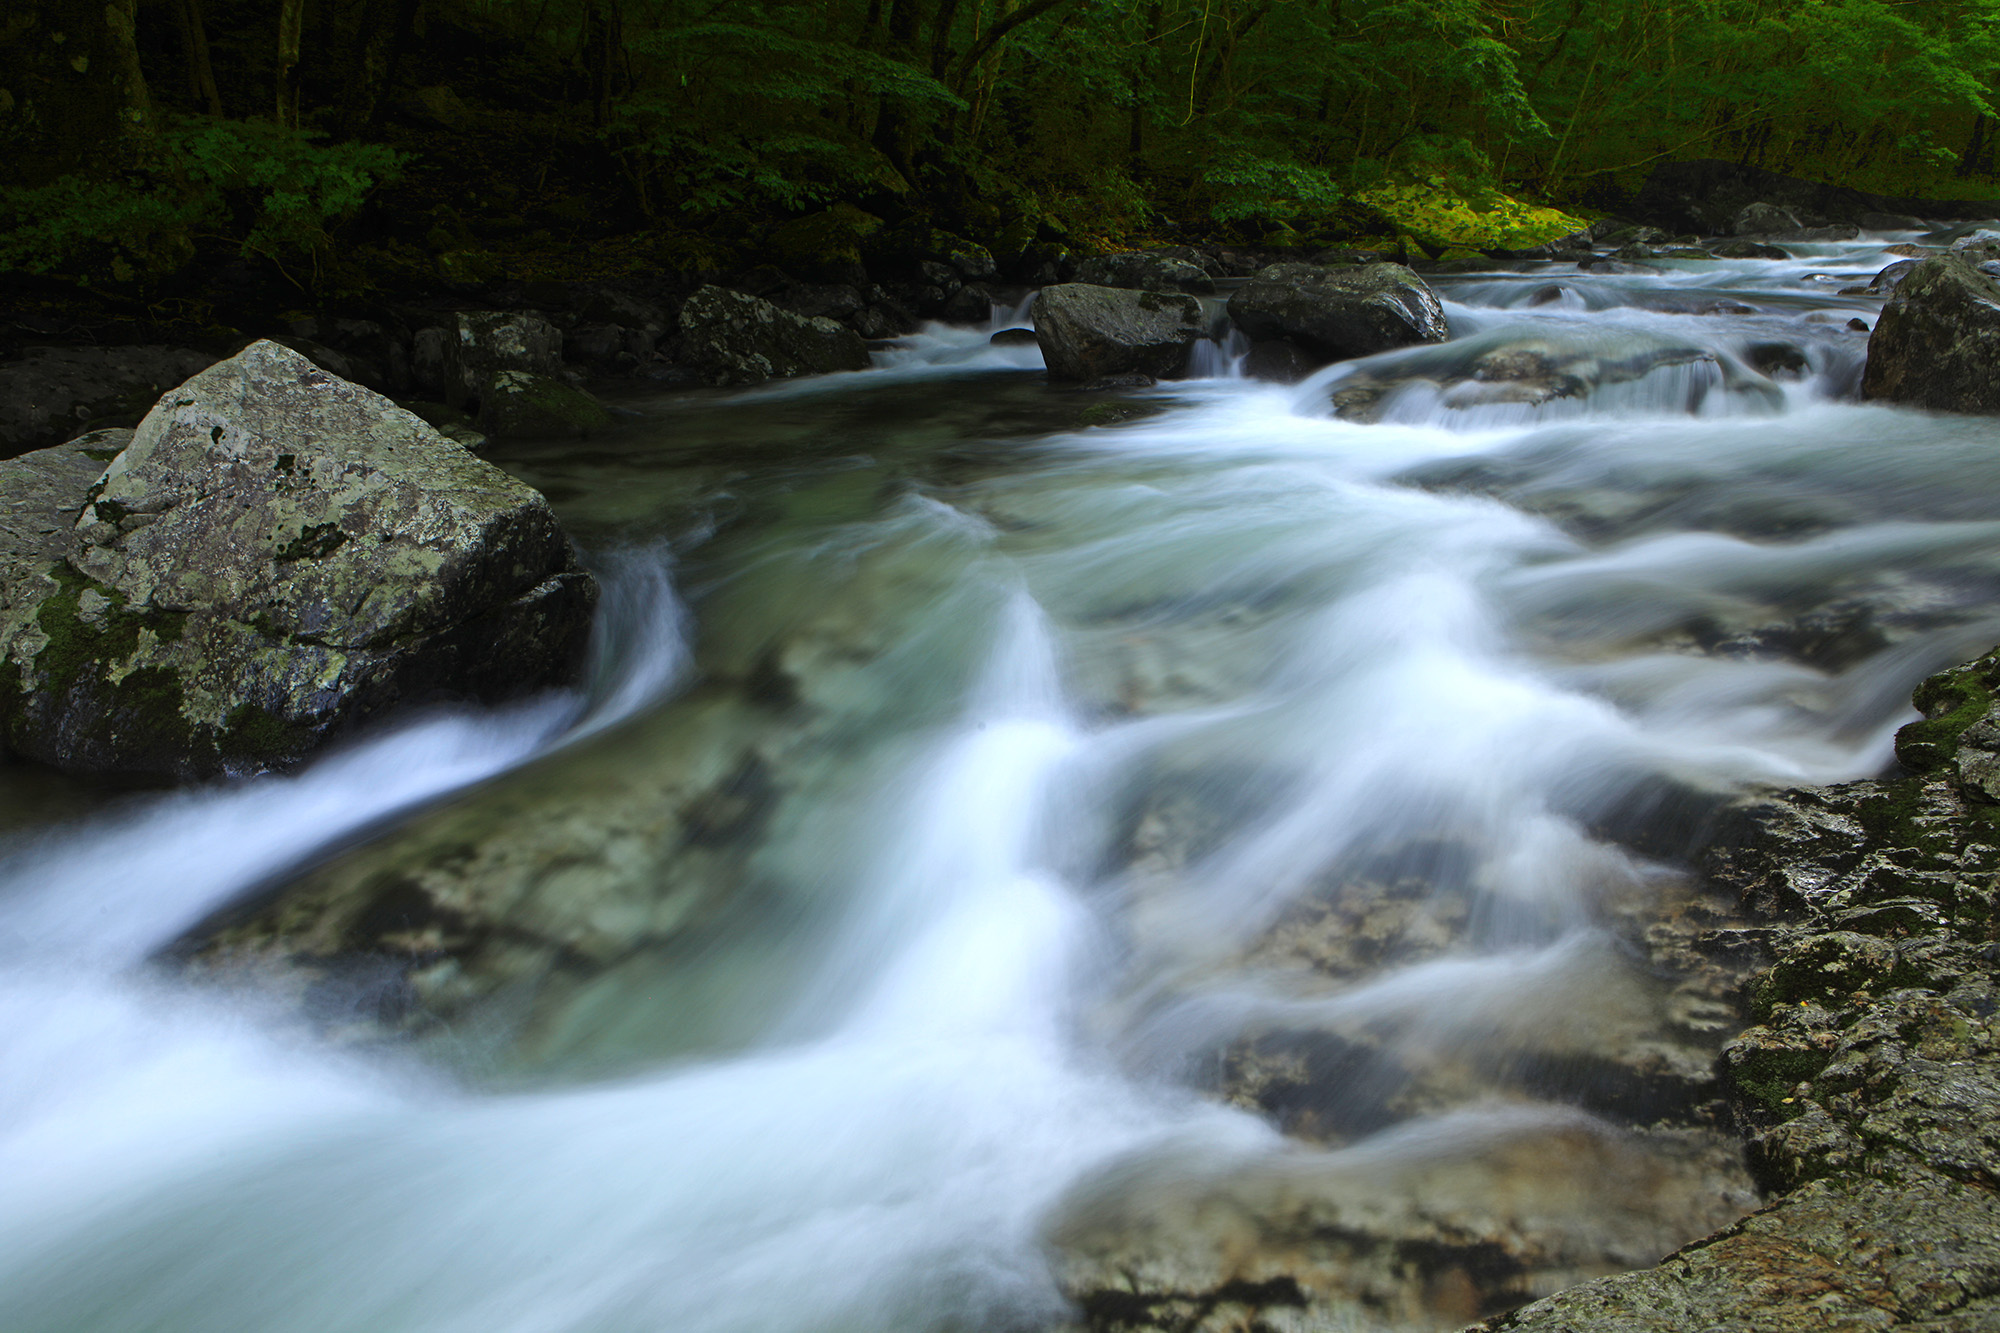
0,341,596,781
445,311,564,410
0,346,219,460
1839,257,1922,298
1862,256,2000,413
1225,263,1447,367
1073,251,1216,295
676,285,873,386
475,371,614,439
1053,1116,1756,1333
1769,224,1862,243
1033,284,1205,383
989,327,1040,347
1242,339,1315,384
1708,239,1792,260
1320,327,1731,424
180,687,796,1053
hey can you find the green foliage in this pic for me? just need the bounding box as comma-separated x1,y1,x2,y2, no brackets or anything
171,118,406,260
0,117,404,286
1203,153,1342,227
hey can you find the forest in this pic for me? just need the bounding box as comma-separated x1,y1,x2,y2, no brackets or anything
6,0,2000,303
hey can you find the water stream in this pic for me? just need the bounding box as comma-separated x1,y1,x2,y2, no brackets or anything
4,235,1999,1331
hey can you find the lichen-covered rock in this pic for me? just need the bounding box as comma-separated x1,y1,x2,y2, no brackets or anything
1225,263,1447,368
1032,284,1205,382
677,285,873,386
1862,256,2000,414
475,370,614,439
0,346,218,459
0,341,596,781
446,311,564,409
1073,251,1216,294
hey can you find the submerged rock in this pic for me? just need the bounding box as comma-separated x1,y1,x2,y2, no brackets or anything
677,284,873,386
1033,284,1205,382
0,341,596,781
1861,255,2000,413
1225,263,1447,368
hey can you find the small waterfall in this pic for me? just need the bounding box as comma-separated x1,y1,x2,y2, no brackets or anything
990,290,1037,331
1185,327,1249,379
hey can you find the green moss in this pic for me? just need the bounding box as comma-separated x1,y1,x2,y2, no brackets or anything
34,564,142,697
1897,652,1998,772
1730,1046,1832,1118
217,700,313,764
1357,180,1586,252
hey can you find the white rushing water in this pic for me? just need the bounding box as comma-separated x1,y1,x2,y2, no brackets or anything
3,234,1999,1332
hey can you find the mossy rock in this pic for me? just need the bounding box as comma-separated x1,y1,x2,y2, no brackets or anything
1358,180,1588,254
476,371,613,439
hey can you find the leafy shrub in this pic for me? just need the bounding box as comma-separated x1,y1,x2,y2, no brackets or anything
0,117,405,286
1203,152,1343,228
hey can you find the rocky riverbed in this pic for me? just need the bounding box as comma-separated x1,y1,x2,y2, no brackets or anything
1,198,1999,1333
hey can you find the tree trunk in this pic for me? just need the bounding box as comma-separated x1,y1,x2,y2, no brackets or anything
175,0,224,116
337,0,418,134
276,0,305,128
0,0,157,184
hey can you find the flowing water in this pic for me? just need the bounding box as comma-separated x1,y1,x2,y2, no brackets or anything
5,235,2000,1332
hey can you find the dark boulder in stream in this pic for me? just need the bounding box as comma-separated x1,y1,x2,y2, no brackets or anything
1225,262,1448,368
0,340,597,781
1034,283,1207,383
1862,256,2000,414
677,284,873,386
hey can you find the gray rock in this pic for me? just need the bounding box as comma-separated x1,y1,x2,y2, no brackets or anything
0,341,596,781
1708,239,1793,260
1734,202,1804,235
446,312,564,410
0,346,219,459
676,285,872,386
1862,256,2000,413
1073,251,1216,294
1032,284,1205,382
476,370,614,439
1224,263,1447,367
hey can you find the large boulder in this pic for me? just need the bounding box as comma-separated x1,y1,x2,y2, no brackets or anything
677,285,872,386
1073,250,1215,294
1032,284,1205,382
0,346,219,459
1861,256,2000,413
1225,263,1448,367
0,341,597,781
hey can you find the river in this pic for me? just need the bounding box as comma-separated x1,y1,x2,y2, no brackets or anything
3,236,1998,1332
